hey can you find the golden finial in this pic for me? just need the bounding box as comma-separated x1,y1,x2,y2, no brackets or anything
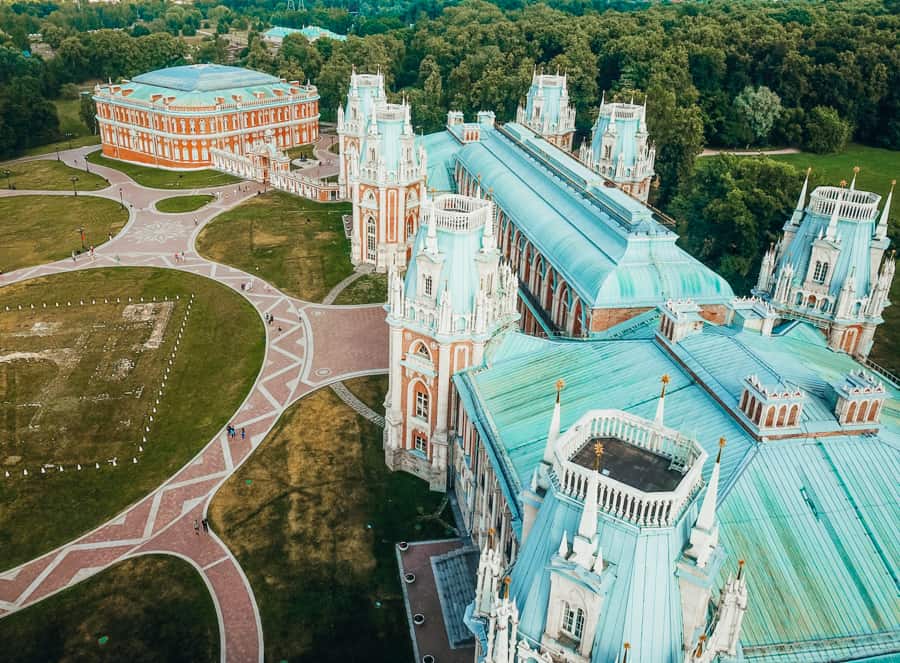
622,642,631,663
892,179,897,190
503,576,511,598
840,179,848,188
593,441,604,472
716,437,726,463
738,559,745,580
806,166,812,176
488,527,495,548
694,634,707,657
555,378,565,403
660,373,670,398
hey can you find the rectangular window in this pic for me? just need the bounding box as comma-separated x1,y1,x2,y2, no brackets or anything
424,275,433,296
414,434,427,453
415,391,429,420
562,604,585,642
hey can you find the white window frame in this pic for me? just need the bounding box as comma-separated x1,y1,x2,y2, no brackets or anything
561,603,585,642
414,433,427,453
415,390,429,421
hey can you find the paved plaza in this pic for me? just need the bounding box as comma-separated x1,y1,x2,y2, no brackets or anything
0,144,387,663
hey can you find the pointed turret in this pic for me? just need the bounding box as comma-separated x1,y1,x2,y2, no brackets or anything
789,168,811,226
825,186,843,241
836,266,857,318
686,438,724,568
558,530,569,558
542,379,565,464
655,374,670,426
875,180,895,241
571,442,603,571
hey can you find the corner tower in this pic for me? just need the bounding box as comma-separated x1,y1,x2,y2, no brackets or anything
515,69,576,151
383,194,519,490
755,173,895,358
578,93,655,202
338,71,426,271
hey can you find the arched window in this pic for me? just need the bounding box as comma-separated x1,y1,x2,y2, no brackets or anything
562,603,585,642
424,275,433,297
366,218,376,262
813,261,829,283
414,342,431,359
415,388,430,421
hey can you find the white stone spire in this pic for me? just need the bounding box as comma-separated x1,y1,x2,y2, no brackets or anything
789,167,811,226
655,374,670,426
475,537,502,617
571,443,603,571
850,166,859,191
836,266,857,318
542,379,564,464
686,437,725,569
707,561,749,657
826,186,844,241
558,530,569,558
481,201,496,252
485,593,518,663
875,180,895,241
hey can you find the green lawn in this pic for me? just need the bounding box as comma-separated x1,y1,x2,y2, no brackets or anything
196,190,352,302
333,273,388,305
22,134,100,158
0,195,128,273
286,144,316,161
0,268,265,568
53,97,90,139
86,151,241,189
156,194,215,213
768,144,898,194
0,159,108,191
869,274,900,376
209,376,450,662
0,555,218,663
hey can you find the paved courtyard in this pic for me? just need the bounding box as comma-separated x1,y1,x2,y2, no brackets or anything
0,145,388,662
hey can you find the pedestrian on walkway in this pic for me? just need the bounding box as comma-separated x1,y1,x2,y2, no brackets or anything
193,518,200,535
181,251,185,261
89,245,95,262
241,427,246,440
72,250,77,263
202,518,209,532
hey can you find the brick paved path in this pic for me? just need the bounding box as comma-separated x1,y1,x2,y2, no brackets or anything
0,147,388,662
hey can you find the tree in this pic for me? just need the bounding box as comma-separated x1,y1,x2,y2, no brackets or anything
733,85,782,146
804,105,851,154
670,155,801,292
79,92,97,135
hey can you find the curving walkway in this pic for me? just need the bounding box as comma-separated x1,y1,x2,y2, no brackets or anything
0,147,389,662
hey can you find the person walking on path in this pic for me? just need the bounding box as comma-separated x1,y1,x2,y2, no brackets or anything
202,518,209,533
193,518,200,536
72,251,77,264
241,427,246,440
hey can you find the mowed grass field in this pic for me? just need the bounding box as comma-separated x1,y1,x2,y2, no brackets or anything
86,151,240,190
769,144,898,194
0,268,265,569
196,190,352,302
155,194,215,213
0,195,128,273
0,159,108,191
0,555,219,663
210,376,451,662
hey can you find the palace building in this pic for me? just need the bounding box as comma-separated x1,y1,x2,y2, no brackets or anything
755,170,895,359
515,70,576,152
337,70,427,271
578,94,656,202
93,64,319,170
354,73,900,663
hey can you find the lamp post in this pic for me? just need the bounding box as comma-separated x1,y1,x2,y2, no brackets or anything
70,176,79,197
77,225,85,250
65,132,73,150
119,187,124,208
3,169,11,189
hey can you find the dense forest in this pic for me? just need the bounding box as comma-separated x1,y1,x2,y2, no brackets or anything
0,0,897,288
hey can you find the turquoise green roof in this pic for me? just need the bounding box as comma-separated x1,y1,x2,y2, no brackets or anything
97,65,315,109
453,315,900,661
421,121,733,310
264,25,347,42
590,105,644,170
525,78,565,128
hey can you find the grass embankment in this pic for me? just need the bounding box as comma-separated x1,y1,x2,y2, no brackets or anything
210,376,451,662
196,190,352,302
20,96,100,157
0,195,127,273
769,144,898,193
0,555,219,663
333,273,388,305
86,151,240,189
286,144,316,161
156,194,215,213
0,268,265,569
0,159,108,191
